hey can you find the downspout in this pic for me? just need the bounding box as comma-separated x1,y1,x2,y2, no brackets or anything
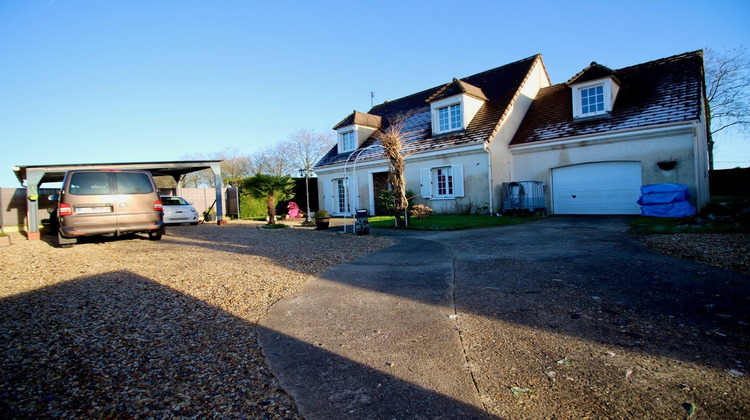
483,142,494,214
692,121,704,211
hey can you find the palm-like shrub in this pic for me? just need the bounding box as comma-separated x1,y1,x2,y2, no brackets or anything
243,174,296,224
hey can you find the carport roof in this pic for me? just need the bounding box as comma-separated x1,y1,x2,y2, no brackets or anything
13,160,223,186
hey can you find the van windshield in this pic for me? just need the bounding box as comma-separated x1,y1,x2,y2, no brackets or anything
115,172,154,194
69,172,112,195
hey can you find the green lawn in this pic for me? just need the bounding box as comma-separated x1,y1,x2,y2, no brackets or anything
629,196,750,233
368,214,537,230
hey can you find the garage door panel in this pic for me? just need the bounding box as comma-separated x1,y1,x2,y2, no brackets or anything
553,162,642,215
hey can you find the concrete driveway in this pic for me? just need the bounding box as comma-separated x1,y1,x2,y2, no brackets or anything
258,217,750,419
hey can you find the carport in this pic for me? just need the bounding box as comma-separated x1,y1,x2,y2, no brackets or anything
12,160,225,240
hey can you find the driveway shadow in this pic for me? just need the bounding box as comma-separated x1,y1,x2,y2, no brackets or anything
0,271,492,418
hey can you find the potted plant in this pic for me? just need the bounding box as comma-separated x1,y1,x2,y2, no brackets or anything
0,230,10,247
314,209,330,230
203,209,217,222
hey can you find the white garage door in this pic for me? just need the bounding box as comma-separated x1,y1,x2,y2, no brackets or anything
552,162,642,215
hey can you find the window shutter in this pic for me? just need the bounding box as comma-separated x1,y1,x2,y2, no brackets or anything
349,176,358,213
452,165,464,197
420,168,432,199
322,179,332,212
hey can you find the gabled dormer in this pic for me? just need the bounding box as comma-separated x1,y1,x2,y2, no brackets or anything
426,78,488,136
332,110,382,153
566,62,621,119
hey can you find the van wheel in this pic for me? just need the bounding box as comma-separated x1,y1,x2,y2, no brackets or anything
58,232,76,248
148,231,162,241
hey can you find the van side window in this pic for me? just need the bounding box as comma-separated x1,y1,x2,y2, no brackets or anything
69,172,112,195
116,172,154,194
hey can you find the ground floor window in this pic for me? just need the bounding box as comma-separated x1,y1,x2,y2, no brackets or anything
335,179,350,214
420,165,464,199
434,167,453,197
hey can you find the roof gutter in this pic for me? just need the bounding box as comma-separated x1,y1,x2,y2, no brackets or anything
509,121,695,154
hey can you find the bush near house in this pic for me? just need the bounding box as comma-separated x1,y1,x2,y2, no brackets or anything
410,205,434,219
239,194,268,219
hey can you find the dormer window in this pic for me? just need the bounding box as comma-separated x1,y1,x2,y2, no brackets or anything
333,110,382,154
567,62,621,120
427,78,487,136
341,131,355,152
581,84,605,115
571,78,620,119
438,103,462,132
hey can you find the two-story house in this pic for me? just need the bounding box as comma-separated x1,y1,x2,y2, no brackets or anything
313,51,709,216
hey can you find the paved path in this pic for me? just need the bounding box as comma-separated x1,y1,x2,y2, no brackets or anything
257,233,488,419
258,217,750,419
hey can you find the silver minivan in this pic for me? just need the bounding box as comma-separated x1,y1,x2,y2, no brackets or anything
52,169,166,247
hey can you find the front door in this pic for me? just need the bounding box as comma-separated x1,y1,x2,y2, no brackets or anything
372,172,390,215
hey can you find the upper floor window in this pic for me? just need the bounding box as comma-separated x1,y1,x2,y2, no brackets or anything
438,104,462,132
581,84,605,115
341,131,355,152
571,78,619,119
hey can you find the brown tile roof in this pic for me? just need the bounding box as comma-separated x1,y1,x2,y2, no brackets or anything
566,62,620,85
316,54,542,168
511,51,704,146
427,78,488,102
332,110,383,130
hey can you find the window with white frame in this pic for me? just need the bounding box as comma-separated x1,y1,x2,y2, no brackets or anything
438,104,462,133
335,179,350,214
341,131,355,152
434,167,453,197
420,165,464,199
580,84,605,115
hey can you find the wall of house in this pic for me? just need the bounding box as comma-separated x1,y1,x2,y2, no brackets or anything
509,123,709,211
487,58,551,212
315,146,490,216
406,148,489,214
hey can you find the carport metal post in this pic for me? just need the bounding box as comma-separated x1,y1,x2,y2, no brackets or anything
210,162,227,226
24,168,45,240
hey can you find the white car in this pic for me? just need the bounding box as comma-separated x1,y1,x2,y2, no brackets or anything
160,196,199,225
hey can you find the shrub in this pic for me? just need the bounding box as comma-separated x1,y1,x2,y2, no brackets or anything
410,204,434,219
378,189,416,215
239,193,268,219
314,209,330,218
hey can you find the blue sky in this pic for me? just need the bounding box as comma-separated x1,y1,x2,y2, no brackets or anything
1,0,749,187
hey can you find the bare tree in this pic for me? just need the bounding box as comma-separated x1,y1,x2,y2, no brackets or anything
378,116,410,228
248,150,271,176
178,148,254,188
705,46,750,169
215,148,251,187
287,129,335,172
264,142,297,177
287,129,335,222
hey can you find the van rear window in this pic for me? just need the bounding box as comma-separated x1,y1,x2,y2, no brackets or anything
115,172,154,194
69,172,112,195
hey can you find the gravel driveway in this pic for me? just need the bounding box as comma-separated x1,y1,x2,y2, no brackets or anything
2,217,748,418
0,221,394,418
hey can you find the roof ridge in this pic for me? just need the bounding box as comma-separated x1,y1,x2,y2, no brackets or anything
616,50,703,73
368,54,542,113
487,54,547,142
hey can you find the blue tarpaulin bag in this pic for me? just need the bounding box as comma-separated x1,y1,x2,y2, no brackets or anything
638,183,696,217
637,183,691,205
